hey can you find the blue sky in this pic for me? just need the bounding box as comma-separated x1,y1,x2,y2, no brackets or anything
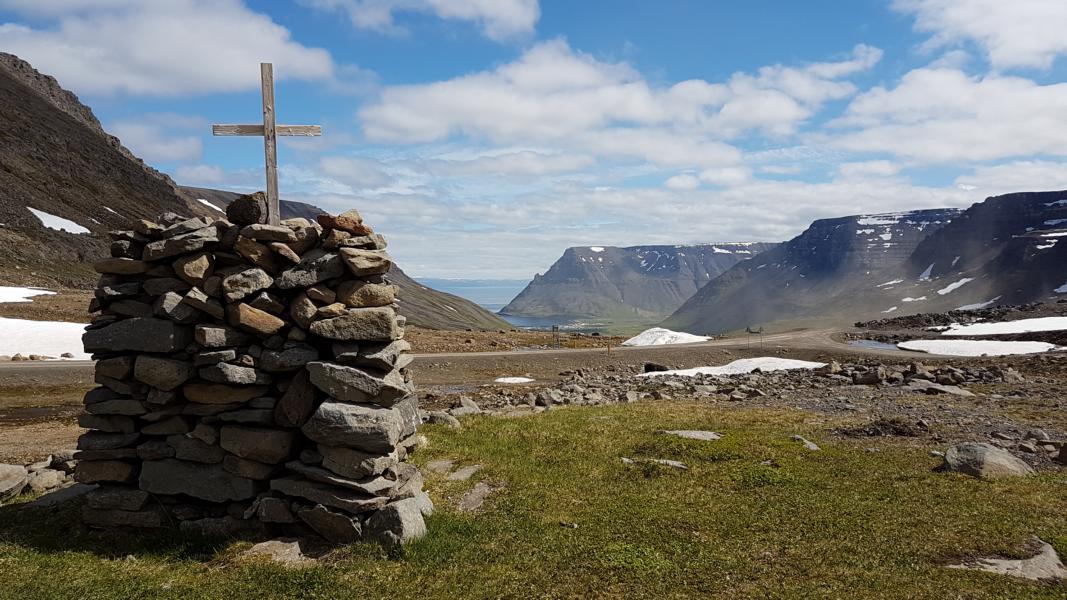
2,0,1066,278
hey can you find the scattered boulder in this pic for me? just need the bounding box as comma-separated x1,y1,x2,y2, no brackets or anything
942,443,1034,479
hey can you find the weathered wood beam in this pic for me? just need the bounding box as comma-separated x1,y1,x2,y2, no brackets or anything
261,62,280,226
212,124,322,136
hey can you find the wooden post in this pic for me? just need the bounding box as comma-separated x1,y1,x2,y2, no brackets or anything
260,63,280,226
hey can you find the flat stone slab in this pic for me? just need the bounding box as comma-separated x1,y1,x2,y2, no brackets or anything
948,537,1067,581
425,459,454,474
457,481,500,512
26,483,97,508
447,465,482,482
621,457,688,470
657,430,722,441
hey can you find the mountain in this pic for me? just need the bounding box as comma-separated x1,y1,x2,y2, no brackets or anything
502,243,778,320
664,193,1067,333
0,53,213,288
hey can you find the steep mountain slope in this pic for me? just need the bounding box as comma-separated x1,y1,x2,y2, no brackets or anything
206,192,510,331
502,243,778,320
0,53,212,288
662,209,961,333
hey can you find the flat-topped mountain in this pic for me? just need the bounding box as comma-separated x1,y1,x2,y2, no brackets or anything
664,194,1067,333
662,208,961,333
502,243,777,320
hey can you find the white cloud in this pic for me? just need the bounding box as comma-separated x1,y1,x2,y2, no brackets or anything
174,164,225,185
837,160,900,178
108,116,204,163
699,166,751,186
832,67,1067,162
318,156,396,189
431,150,595,177
0,0,334,96
302,0,539,41
954,161,1067,195
359,40,881,170
665,174,700,190
893,0,1067,70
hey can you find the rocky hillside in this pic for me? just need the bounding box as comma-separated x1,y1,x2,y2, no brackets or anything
0,53,213,288
502,243,777,320
662,208,962,333
665,193,1067,333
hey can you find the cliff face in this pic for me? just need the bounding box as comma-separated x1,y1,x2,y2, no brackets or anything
664,193,1067,334
502,243,778,320
662,208,961,333
0,54,213,288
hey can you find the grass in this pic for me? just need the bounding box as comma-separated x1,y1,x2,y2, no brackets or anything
1,400,1066,599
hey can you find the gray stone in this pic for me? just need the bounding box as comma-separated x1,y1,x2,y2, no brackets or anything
300,401,405,453
241,539,312,567
241,224,298,243
274,369,318,428
222,268,274,303
907,380,975,397
179,516,265,539
223,454,277,480
86,487,149,511
96,356,134,380
275,250,344,289
199,362,272,385
85,398,146,416
947,536,1067,581
791,434,821,451
182,287,224,319
82,506,166,528
141,416,192,435
336,340,411,371
424,411,461,429
657,430,722,441
336,281,396,308
140,459,259,502
217,408,275,425
285,461,404,497
338,248,392,276
183,383,268,405
167,434,226,463
220,426,295,464
260,344,319,372
298,504,362,543
307,362,411,407
310,307,401,342
173,252,214,286
364,498,427,549
78,432,140,451
226,192,268,226
289,293,317,330
143,226,219,261
270,476,387,514
78,413,136,433
142,277,190,296
0,464,28,501
227,303,286,337
136,440,175,461
83,318,191,353
26,483,97,508
254,497,296,523
195,324,255,348
250,291,286,314
943,443,1034,479
134,355,194,391
319,445,399,480
74,460,137,484
447,465,482,482
195,349,237,366
153,291,201,324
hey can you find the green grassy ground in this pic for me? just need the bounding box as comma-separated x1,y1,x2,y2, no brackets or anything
1,401,1065,599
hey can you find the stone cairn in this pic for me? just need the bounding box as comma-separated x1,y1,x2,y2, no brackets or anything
75,194,430,548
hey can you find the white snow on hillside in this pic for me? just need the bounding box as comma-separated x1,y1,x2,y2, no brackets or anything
638,357,825,378
0,286,55,303
877,279,903,287
898,339,1063,357
588,246,605,253
197,198,223,212
494,377,536,384
956,296,1001,310
623,328,710,346
937,277,974,295
857,215,901,226
0,317,89,359
918,263,934,281
882,306,898,313
941,317,1067,336
1045,199,1067,207
26,207,89,234
902,296,926,302
1056,280,1067,294
1045,219,1067,226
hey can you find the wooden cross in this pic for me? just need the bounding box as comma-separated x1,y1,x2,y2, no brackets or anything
212,63,321,225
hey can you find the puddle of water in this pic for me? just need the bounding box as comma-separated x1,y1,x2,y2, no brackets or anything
848,340,904,352
0,405,79,426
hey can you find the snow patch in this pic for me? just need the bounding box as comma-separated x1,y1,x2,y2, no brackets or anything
0,317,89,359
494,377,535,384
0,286,56,303
26,207,89,234
877,279,903,287
638,357,825,378
1044,219,1067,226
1044,199,1067,207
898,339,1063,357
1056,280,1067,294
942,317,1067,336
882,306,898,313
937,278,974,295
622,327,711,347
902,297,926,302
956,296,1002,310
197,198,224,213
918,263,934,281
857,215,902,226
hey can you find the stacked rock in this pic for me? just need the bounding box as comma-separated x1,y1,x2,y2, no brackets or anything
76,194,430,548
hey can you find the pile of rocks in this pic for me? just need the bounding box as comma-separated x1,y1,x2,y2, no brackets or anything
75,197,429,548
0,452,77,503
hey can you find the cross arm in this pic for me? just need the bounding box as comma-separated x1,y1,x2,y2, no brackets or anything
212,124,322,136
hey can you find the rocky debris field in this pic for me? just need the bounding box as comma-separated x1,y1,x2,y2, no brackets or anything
856,301,1067,331
0,451,77,503
420,353,1067,473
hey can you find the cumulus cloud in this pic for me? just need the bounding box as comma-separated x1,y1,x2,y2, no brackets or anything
893,0,1067,70
954,161,1067,195
831,67,1067,162
665,174,700,190
359,40,881,169
318,156,396,189
175,164,225,185
430,149,595,177
837,160,900,178
302,0,539,41
0,0,335,96
108,114,206,163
